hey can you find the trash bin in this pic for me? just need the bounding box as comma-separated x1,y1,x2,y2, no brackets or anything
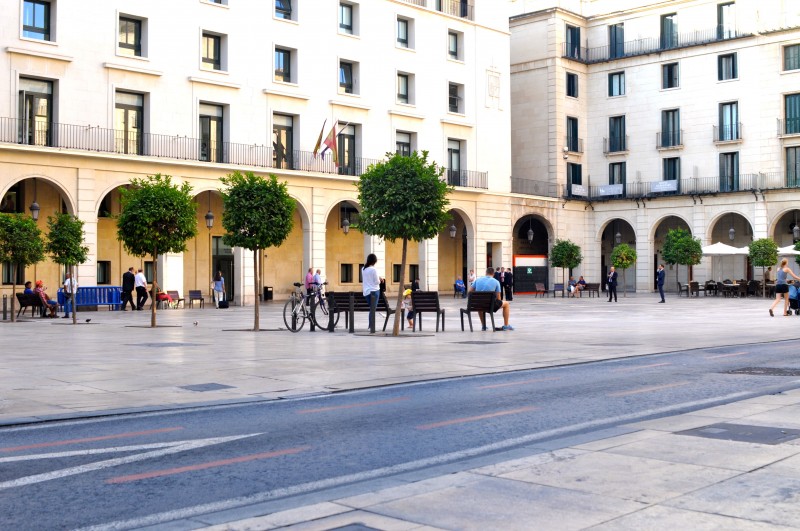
263,286,273,301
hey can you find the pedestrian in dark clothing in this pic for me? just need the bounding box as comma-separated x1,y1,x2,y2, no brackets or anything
657,264,665,303
494,268,503,300
504,269,514,301
121,267,136,311
607,267,618,302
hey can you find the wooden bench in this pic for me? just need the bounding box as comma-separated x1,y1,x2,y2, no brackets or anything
460,291,499,332
552,283,565,297
58,286,122,310
410,291,445,332
581,283,600,298
188,290,205,308
534,283,546,297
15,292,45,317
167,290,185,308
328,291,397,332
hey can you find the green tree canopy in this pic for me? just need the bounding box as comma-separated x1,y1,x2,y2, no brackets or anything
662,228,702,268
45,213,89,324
116,173,198,327
220,171,295,331
356,151,452,335
750,238,778,297
550,239,582,294
0,213,45,322
610,243,637,297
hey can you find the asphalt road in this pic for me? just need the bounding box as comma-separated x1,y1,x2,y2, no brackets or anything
3,340,800,530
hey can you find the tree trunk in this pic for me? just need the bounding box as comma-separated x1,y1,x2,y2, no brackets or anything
10,263,17,322
392,238,408,336
151,249,158,328
763,267,766,298
622,268,627,297
254,249,260,332
71,264,77,324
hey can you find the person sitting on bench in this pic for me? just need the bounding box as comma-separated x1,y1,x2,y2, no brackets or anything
34,280,58,318
470,267,514,331
454,276,467,298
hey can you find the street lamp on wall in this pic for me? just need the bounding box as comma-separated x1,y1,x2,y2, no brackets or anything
342,217,350,235
29,178,39,221
205,191,214,230
728,213,735,241
527,216,534,245
794,212,800,242
614,221,621,245
449,224,457,238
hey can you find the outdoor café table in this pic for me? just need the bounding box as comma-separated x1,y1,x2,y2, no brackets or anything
721,283,737,297
704,281,718,296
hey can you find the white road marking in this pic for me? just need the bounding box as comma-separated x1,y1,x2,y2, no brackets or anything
0,441,184,462
78,388,777,531
0,433,261,490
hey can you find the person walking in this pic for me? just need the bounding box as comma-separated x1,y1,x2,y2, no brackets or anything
657,264,666,303
62,272,78,319
607,266,618,302
134,268,148,310
121,267,136,311
769,258,800,316
362,254,381,333
212,271,225,309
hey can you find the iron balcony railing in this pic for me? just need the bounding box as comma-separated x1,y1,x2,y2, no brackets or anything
603,135,628,154
399,0,427,6
714,123,743,142
511,178,559,197
445,168,487,189
778,118,800,136
436,0,473,21
562,26,751,64
562,172,798,201
565,136,584,153
657,130,683,149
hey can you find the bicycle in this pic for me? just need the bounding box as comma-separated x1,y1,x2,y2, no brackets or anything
282,282,340,332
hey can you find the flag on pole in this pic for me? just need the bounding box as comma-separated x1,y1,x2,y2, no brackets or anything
312,119,327,158
321,120,339,167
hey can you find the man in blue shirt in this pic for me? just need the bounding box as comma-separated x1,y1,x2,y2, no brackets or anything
471,267,514,331
454,276,466,298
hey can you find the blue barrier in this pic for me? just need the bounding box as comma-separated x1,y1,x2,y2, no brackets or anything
58,286,122,310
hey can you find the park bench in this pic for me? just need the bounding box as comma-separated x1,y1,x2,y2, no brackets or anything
552,283,565,297
581,283,600,298
58,286,122,310
15,292,45,317
410,291,445,332
328,291,397,332
460,291,499,332
188,290,205,308
534,283,546,297
167,290,185,308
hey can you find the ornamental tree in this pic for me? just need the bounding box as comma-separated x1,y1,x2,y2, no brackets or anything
356,151,452,336
0,213,45,322
117,174,198,327
750,238,778,298
221,171,295,332
662,228,702,286
549,239,582,296
45,213,89,324
610,243,637,297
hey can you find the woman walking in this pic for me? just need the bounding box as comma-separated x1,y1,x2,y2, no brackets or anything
212,271,225,309
362,253,381,333
769,258,800,316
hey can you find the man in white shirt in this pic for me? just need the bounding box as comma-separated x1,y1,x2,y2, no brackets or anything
62,272,78,319
134,269,148,310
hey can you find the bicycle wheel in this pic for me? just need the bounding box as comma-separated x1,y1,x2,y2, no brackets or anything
311,294,340,330
283,297,306,332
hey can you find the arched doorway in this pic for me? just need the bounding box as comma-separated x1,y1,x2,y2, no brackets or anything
438,210,471,292
512,215,550,293
708,212,752,282
653,215,692,291
601,218,636,293
183,190,230,301
261,202,308,297
772,209,800,249
325,200,365,293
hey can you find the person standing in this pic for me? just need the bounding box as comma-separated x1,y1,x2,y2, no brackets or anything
212,271,225,309
362,254,381,333
62,272,78,319
607,266,618,302
304,268,314,297
121,267,136,311
504,268,514,301
313,269,323,287
134,268,148,310
657,264,666,303
769,258,800,316
494,267,503,300
468,269,476,290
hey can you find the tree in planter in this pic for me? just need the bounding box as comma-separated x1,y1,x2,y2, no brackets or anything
610,243,637,297
356,151,452,336
45,213,89,324
116,174,198,328
750,238,778,298
662,228,702,292
0,213,45,322
549,239,582,296
220,171,295,332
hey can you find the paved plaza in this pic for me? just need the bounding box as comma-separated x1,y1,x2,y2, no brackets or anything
4,292,800,529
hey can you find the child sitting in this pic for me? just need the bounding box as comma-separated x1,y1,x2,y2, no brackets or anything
403,289,415,329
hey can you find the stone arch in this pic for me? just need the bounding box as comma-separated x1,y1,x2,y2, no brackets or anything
706,211,753,245
769,207,800,248
1,174,76,216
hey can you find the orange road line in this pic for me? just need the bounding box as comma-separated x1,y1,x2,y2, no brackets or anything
416,406,537,430
106,446,310,484
297,397,409,414
0,427,184,453
478,377,561,389
613,363,671,372
706,351,749,359
607,381,690,397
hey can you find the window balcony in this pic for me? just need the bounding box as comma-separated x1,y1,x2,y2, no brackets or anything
436,0,473,21
657,130,683,150
562,26,751,64
445,168,487,189
714,123,743,143
399,0,427,6
565,136,583,153
603,136,628,154
778,118,800,136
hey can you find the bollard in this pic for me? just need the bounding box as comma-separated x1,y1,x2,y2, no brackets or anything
309,292,316,332
2,294,7,321
328,293,336,333
348,293,355,333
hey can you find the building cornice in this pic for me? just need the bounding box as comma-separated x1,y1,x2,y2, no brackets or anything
263,88,310,100
441,117,474,128
6,46,73,62
188,76,241,89
104,62,163,77
329,99,371,111
388,109,425,120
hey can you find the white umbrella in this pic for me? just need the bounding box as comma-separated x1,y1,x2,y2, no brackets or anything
778,245,800,256
701,242,747,255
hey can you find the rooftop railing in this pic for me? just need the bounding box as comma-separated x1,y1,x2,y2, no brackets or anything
445,168,488,189
436,0,473,21
562,26,751,64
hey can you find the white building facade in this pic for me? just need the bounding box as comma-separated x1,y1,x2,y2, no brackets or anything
511,0,800,292
1,0,520,305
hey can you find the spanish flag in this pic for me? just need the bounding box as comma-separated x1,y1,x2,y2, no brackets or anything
321,120,339,167
311,119,327,158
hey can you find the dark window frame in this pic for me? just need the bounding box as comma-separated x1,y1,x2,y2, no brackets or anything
609,162,626,185
718,52,738,81
608,71,625,96
609,23,624,59
786,93,800,135
566,116,579,152
396,131,411,157
397,18,409,47
201,33,221,70
448,82,462,113
97,261,111,285
114,91,144,155
392,264,402,283
661,13,677,49
275,47,292,82
397,73,409,104
275,0,292,20
339,61,354,94
118,16,142,57
663,157,681,181
784,44,800,72
608,115,626,152
448,31,459,60
340,263,354,283
339,2,353,34
23,0,50,41
662,62,679,89
272,114,294,170
565,24,580,59
566,72,578,98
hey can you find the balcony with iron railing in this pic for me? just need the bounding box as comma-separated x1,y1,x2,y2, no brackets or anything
436,0,473,21
445,168,487,189
565,135,584,153
399,0,427,6
562,172,799,201
657,130,683,150
778,118,800,136
562,25,751,64
603,135,628,154
714,123,743,143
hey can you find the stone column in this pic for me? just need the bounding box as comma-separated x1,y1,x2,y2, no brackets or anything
234,247,255,306
418,238,439,291
75,168,97,288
